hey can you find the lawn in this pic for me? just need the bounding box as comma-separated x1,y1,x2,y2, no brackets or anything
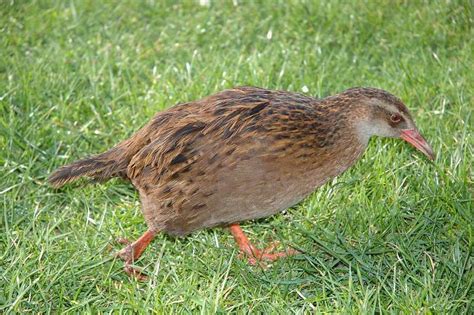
1,0,472,313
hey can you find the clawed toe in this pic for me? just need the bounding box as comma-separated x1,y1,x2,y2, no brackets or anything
230,224,299,267
113,230,156,281
115,244,133,262
115,246,149,281
246,246,300,266
116,238,131,245
123,265,148,281
262,241,280,253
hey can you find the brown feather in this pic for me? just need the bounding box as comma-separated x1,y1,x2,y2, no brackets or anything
49,86,414,236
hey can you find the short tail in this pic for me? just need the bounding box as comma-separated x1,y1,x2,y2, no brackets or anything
48,146,129,188
49,115,156,188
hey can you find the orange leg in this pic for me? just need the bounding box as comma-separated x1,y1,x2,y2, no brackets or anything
229,223,299,266
116,229,156,280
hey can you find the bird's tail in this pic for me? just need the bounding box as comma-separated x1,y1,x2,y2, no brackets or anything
48,143,131,188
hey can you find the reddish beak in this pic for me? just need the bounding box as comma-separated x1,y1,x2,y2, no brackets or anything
400,129,435,160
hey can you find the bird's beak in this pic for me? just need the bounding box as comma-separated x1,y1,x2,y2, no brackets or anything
400,129,435,160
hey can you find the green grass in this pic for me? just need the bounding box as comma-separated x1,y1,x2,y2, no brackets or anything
1,0,472,313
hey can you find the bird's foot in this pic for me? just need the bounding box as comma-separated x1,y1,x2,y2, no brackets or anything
229,224,299,267
115,242,149,281
123,264,148,281
240,241,299,266
114,230,156,281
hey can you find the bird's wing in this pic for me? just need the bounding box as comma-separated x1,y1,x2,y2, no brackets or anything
126,91,272,182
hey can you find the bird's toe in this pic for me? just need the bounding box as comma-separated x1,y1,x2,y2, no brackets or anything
115,245,134,263
123,265,148,281
116,238,131,246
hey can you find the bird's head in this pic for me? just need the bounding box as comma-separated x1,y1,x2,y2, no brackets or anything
343,87,435,160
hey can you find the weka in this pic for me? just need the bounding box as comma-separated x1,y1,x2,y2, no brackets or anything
49,86,434,279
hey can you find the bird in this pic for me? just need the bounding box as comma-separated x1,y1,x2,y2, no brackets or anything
49,86,434,279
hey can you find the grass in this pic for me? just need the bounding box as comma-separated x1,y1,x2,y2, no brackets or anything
0,0,472,313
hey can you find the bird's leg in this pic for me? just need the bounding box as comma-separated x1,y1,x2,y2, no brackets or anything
229,223,299,266
115,229,156,281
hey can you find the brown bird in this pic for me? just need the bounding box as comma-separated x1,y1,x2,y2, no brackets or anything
49,86,434,279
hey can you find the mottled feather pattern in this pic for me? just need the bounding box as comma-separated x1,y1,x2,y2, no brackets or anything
128,87,327,184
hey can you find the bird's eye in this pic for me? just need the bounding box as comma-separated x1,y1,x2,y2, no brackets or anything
390,113,402,123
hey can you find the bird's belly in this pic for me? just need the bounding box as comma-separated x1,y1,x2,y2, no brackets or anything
197,159,335,229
